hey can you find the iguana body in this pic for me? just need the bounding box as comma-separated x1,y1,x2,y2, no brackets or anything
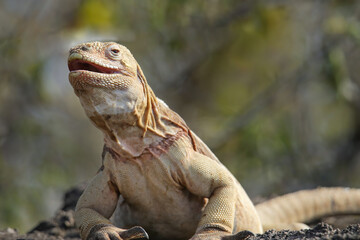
68,42,360,240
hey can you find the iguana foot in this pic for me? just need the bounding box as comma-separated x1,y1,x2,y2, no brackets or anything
190,229,254,240
222,230,254,240
87,224,149,240
119,226,149,240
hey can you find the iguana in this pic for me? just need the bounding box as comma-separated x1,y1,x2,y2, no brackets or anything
68,41,360,240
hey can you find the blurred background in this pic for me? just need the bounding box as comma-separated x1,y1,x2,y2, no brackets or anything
1,0,360,233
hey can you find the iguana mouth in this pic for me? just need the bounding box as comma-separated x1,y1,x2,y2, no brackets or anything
68,53,132,90
69,60,112,73
68,54,122,74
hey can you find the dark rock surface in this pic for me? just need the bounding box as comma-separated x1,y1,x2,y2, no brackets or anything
253,223,360,240
0,187,83,240
0,186,359,240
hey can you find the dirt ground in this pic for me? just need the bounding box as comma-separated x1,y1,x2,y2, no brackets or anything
1,187,359,240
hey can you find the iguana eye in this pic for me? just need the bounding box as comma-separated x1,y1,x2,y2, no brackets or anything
111,49,120,54
106,45,121,60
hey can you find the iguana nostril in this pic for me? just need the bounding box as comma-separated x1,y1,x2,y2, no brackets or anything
81,46,90,51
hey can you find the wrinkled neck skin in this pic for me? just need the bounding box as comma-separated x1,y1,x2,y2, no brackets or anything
76,86,177,158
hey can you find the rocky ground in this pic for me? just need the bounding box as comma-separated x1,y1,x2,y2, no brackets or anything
0,187,359,240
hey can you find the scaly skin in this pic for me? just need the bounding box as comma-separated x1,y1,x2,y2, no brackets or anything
256,187,360,231
68,42,360,240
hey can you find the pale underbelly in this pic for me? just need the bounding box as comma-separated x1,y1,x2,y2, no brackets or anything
111,190,206,240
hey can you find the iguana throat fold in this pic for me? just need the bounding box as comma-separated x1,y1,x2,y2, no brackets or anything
136,65,166,138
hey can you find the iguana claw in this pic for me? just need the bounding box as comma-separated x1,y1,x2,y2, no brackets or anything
222,230,254,240
190,230,254,240
87,224,149,240
119,226,149,240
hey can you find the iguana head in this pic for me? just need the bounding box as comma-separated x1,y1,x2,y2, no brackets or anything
68,42,145,114
68,42,165,141
68,42,139,90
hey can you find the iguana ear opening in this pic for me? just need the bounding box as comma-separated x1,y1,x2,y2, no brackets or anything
136,64,164,137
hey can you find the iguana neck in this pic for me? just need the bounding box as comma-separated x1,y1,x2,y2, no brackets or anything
85,98,176,158
82,84,186,158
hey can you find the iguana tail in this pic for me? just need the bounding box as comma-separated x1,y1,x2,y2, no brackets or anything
255,187,360,231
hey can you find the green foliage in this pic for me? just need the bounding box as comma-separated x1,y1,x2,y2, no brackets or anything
76,0,115,29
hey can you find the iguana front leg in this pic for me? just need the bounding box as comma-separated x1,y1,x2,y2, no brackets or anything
180,150,258,240
75,169,148,240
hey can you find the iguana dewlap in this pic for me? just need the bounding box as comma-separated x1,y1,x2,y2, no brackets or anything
68,42,360,240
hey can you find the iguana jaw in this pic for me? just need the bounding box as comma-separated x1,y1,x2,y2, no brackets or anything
68,52,134,90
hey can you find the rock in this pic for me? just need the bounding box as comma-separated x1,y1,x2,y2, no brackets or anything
252,223,360,240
